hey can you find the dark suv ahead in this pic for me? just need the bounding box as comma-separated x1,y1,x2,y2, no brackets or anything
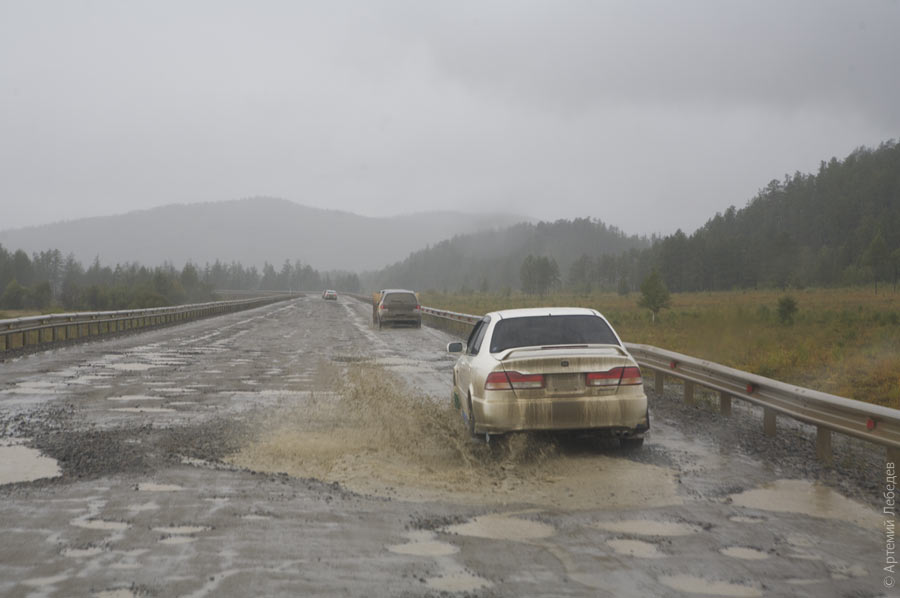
375,289,422,329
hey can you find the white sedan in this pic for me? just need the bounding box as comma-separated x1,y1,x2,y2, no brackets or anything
447,307,649,447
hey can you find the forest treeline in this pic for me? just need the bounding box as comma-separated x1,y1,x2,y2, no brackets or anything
366,218,648,292
0,247,359,312
371,140,900,294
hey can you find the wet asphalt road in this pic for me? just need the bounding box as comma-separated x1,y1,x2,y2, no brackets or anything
0,296,890,597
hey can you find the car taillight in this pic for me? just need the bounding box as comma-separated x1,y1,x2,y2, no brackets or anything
620,366,642,385
414,304,421,310
585,369,622,387
485,372,511,390
586,366,643,387
485,371,544,390
380,304,387,310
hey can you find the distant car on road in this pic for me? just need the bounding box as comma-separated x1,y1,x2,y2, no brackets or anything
322,290,338,301
373,289,422,329
447,307,648,446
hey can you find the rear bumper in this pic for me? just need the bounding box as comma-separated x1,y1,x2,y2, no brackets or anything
472,392,649,434
380,314,421,325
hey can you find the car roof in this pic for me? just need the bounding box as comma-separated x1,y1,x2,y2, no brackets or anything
380,289,416,294
487,307,602,319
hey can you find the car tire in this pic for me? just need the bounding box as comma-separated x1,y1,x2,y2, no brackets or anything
416,320,422,329
378,319,383,330
620,436,644,449
466,394,476,437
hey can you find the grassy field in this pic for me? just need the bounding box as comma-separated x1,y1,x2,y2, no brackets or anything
420,288,900,409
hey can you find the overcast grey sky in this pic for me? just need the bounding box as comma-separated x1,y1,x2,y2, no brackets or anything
1,0,898,236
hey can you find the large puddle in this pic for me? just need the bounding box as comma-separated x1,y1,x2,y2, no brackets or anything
226,364,681,509
445,513,555,541
721,546,769,560
0,442,61,485
387,530,459,557
70,519,130,531
658,575,762,597
729,479,880,529
592,519,701,536
137,482,183,492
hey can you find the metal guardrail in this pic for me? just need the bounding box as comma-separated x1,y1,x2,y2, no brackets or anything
421,306,480,325
416,303,900,464
0,294,301,355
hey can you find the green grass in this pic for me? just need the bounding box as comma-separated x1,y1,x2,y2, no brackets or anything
420,287,900,409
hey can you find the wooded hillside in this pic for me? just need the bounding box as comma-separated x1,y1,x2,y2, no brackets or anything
646,140,900,291
370,139,900,294
366,218,648,292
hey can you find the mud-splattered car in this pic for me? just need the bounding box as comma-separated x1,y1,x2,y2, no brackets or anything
447,307,649,447
322,290,338,301
374,289,422,329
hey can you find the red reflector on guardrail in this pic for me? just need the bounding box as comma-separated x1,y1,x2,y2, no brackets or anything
669,361,677,369
746,383,756,394
868,418,877,431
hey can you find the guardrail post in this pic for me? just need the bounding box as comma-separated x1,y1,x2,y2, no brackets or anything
719,391,732,416
683,381,695,404
763,408,777,437
815,426,832,465
654,371,664,394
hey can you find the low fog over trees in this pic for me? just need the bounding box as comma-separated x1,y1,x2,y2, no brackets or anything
370,140,900,295
0,248,358,311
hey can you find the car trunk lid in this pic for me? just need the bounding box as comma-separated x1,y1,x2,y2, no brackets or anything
497,346,636,398
382,294,419,315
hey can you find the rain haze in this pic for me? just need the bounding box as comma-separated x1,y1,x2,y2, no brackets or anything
1,0,898,236
2,4,900,597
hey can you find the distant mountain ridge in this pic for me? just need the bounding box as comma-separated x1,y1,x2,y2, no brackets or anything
0,197,530,271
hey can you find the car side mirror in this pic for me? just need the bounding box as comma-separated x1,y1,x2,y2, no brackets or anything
447,342,464,353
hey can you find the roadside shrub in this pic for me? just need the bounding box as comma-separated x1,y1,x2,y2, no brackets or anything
0,279,27,309
777,295,798,325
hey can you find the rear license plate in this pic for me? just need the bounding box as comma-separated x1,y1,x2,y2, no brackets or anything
548,374,581,393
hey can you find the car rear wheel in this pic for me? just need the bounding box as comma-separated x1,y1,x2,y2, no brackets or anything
466,394,476,437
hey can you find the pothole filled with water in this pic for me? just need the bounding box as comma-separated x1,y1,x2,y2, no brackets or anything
226,363,681,509
0,442,61,485
729,479,880,529
658,574,762,597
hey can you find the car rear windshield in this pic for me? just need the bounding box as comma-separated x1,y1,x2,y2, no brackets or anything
384,293,417,306
490,315,619,353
